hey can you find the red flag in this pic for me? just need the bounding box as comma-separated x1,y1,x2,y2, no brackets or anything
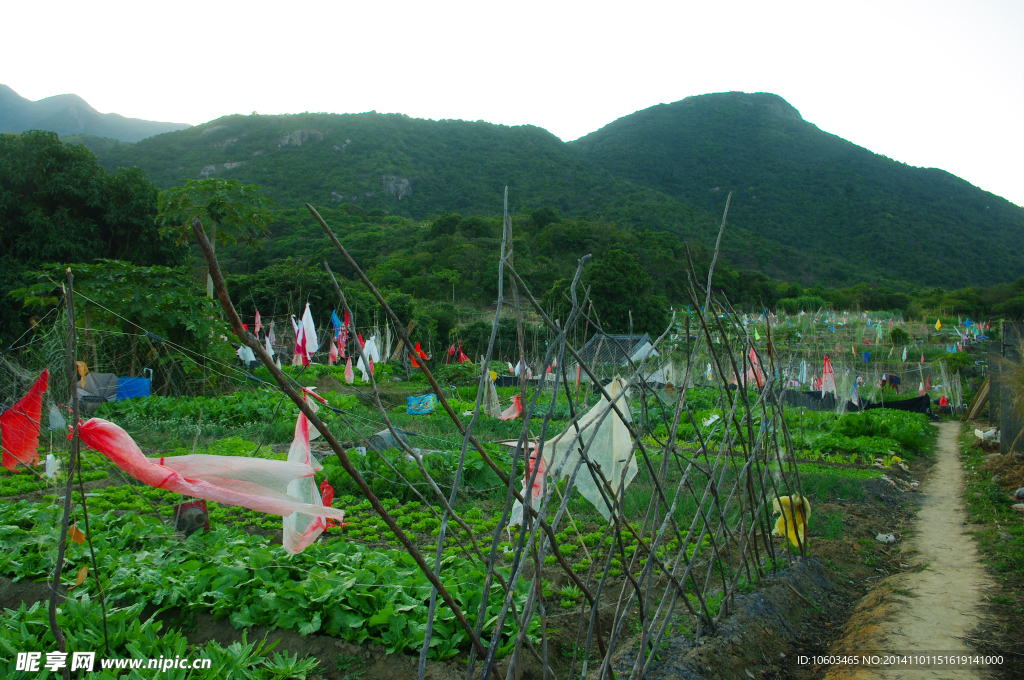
320,479,339,528
1,370,48,471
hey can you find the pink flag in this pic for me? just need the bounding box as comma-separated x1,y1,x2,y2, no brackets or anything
746,347,765,388
821,355,837,397
499,395,523,421
344,357,354,384
255,310,263,336
295,325,309,367
339,309,350,354
328,340,338,365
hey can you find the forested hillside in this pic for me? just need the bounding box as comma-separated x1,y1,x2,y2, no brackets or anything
79,111,833,281
65,92,1024,290
0,84,189,142
570,92,1024,288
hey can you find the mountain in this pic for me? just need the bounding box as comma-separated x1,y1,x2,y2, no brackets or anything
570,92,1024,288
72,93,1024,288
0,84,190,142
81,111,831,280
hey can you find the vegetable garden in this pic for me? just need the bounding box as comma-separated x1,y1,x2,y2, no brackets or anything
0,203,967,680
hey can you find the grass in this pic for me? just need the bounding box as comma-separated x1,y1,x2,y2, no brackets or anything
810,509,846,540
959,428,1024,580
957,424,1024,671
790,463,882,503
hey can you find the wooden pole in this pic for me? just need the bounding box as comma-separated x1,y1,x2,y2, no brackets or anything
50,269,81,680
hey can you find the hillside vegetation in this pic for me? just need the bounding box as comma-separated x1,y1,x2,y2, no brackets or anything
0,84,190,142
73,92,1024,288
78,94,1024,289
571,92,1024,287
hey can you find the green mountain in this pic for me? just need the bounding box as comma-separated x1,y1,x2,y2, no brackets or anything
0,84,190,142
72,92,1024,289
570,91,1024,288
80,111,825,279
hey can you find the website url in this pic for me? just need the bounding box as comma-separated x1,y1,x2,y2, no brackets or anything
101,656,212,671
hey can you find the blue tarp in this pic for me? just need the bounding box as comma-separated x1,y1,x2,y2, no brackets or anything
116,377,151,400
406,394,437,415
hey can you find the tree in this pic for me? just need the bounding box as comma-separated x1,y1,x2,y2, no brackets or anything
0,130,186,347
584,249,669,334
457,216,493,238
157,178,272,296
542,279,573,324
12,261,232,390
429,213,462,238
436,269,461,301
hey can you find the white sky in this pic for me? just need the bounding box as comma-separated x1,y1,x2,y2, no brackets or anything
4,0,1023,206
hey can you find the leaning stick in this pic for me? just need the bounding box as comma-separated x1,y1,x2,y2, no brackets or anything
190,218,497,673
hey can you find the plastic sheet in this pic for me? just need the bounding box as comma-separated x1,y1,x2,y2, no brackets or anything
510,376,637,524
357,336,380,382
301,303,320,355
1,370,48,470
771,494,811,548
498,395,522,421
482,371,502,418
407,394,437,414
48,404,67,432
116,377,151,401
820,355,837,397
78,417,346,550
282,410,328,553
548,377,636,519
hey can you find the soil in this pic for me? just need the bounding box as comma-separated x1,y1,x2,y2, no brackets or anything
819,422,996,680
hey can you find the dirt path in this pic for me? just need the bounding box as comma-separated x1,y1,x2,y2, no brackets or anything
825,422,992,679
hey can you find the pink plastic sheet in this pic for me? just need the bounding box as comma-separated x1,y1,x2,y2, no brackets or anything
498,395,522,421
79,416,345,552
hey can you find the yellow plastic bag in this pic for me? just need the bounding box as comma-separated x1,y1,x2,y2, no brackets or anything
772,494,811,548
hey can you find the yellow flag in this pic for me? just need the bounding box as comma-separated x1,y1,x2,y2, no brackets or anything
935,319,942,331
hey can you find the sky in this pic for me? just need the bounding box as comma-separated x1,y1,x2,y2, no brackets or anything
4,0,1023,206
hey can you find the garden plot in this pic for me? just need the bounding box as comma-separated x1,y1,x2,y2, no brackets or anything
1,370,938,679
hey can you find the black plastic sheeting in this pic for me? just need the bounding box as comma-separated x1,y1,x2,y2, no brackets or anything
782,390,837,411
783,390,932,415
857,394,932,414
